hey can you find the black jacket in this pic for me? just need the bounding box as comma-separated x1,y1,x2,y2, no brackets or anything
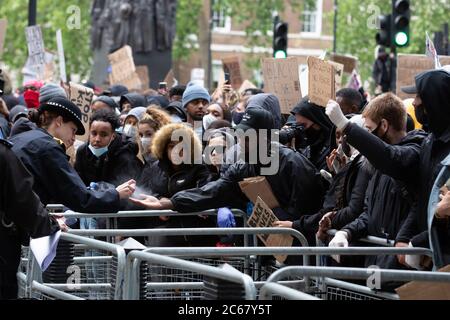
171,144,325,221
0,115,9,138
75,132,143,187
1,140,59,283
340,131,426,269
292,153,371,236
9,118,37,138
9,128,121,213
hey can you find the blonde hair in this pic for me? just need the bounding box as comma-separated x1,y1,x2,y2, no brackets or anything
140,106,172,131
151,123,202,164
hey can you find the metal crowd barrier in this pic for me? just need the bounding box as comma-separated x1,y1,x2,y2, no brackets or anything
124,251,257,300
17,233,126,300
259,265,450,300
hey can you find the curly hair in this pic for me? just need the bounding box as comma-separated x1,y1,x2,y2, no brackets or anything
140,105,172,132
151,123,202,164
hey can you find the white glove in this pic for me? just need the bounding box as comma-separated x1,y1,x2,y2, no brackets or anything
405,242,422,270
328,231,349,263
326,100,349,131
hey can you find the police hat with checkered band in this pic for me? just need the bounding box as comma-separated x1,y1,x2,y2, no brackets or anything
39,97,85,135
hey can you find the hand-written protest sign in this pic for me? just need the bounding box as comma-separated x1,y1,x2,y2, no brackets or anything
329,54,358,74
222,56,243,90
136,66,150,90
68,82,94,142
328,61,344,91
0,19,7,57
262,57,302,114
247,197,293,263
108,45,142,91
308,56,336,107
25,25,46,79
397,54,450,100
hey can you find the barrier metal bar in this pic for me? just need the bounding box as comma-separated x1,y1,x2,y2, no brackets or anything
265,266,450,284
124,250,257,300
259,282,320,300
139,246,431,257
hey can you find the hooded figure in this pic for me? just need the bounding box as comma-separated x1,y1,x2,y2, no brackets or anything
396,69,450,268
291,97,337,171
120,93,146,112
246,93,282,130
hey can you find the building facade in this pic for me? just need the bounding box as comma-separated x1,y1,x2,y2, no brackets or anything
174,0,334,88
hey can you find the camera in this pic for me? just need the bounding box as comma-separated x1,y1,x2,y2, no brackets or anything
279,123,306,146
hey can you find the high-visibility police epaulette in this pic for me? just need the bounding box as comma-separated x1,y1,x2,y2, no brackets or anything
0,139,13,148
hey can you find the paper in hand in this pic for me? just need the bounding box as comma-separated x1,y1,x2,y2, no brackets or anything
30,230,61,271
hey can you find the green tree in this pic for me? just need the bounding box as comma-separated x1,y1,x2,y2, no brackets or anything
0,0,92,84
335,0,450,88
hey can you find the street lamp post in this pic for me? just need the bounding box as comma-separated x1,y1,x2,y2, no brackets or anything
28,0,37,26
333,0,338,53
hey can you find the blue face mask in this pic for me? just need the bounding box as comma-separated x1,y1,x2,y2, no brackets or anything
88,144,109,158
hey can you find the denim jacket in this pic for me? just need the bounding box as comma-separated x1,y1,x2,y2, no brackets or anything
428,152,450,269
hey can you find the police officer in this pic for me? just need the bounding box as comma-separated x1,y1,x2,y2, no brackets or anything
0,139,65,299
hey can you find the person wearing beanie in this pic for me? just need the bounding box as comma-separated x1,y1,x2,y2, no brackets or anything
9,96,137,216
181,84,210,141
39,83,67,105
92,96,119,113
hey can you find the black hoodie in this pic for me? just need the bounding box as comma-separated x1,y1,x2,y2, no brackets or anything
74,132,143,187
396,70,450,259
120,93,146,110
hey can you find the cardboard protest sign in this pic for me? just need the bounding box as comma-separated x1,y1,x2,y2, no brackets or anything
136,66,150,90
247,197,293,263
25,25,46,79
56,29,67,83
108,45,142,91
239,176,280,209
329,53,358,74
308,56,336,107
164,69,176,89
68,82,94,142
262,57,302,114
222,56,243,90
0,19,7,57
328,61,344,91
396,265,450,300
396,54,450,100
238,80,257,95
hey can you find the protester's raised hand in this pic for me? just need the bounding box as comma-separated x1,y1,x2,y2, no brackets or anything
326,149,338,173
0,98,9,118
116,179,136,200
326,100,349,131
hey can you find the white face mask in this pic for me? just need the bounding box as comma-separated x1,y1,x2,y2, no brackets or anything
170,115,182,123
203,114,217,130
124,124,137,137
141,137,152,153
88,144,109,158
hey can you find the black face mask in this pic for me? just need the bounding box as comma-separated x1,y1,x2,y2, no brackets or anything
232,111,244,125
371,122,388,143
414,105,428,127
304,127,322,145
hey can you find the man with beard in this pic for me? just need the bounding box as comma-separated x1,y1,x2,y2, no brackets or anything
181,84,210,142
290,97,337,171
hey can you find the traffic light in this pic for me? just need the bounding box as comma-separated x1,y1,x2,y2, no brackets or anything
376,14,392,47
392,0,410,47
273,19,288,59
